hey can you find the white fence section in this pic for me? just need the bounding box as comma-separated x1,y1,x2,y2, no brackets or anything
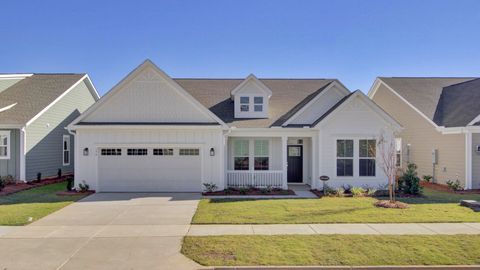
226,170,283,188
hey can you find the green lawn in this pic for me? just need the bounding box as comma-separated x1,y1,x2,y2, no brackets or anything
182,235,480,266
0,182,88,225
193,188,480,224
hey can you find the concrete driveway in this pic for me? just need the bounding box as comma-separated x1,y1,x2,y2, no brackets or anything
0,193,206,270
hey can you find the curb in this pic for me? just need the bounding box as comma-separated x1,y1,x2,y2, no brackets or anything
212,266,480,270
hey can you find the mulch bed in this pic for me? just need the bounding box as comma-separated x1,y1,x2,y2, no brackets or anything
56,190,95,196
421,181,480,194
0,174,73,197
203,188,295,196
374,200,409,209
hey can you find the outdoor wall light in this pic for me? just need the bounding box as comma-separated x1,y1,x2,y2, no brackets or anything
83,148,89,156
210,147,215,156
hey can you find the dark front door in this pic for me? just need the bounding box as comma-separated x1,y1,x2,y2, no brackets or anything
287,145,303,183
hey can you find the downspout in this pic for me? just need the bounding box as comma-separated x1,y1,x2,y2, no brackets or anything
19,127,26,182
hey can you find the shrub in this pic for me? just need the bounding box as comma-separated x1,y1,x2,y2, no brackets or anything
203,182,218,193
238,187,249,195
224,187,235,195
423,175,432,182
366,188,377,196
351,187,366,197
446,179,463,191
1,175,15,185
66,177,74,191
322,184,337,196
335,187,345,197
260,186,273,194
398,163,423,195
0,177,5,191
36,172,42,183
57,168,62,179
78,181,90,192
342,184,352,194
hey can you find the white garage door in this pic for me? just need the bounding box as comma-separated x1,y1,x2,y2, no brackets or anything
98,147,201,192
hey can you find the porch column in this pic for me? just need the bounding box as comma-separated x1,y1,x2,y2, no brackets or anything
19,127,26,182
311,133,318,189
465,131,472,189
281,136,288,189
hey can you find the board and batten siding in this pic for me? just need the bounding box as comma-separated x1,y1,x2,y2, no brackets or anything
0,129,20,178
25,80,96,180
75,128,224,191
372,83,466,186
471,133,480,189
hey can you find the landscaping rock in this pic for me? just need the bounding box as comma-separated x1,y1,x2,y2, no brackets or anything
460,200,480,212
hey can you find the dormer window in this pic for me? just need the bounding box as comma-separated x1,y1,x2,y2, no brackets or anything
231,74,272,119
254,97,263,112
240,97,250,112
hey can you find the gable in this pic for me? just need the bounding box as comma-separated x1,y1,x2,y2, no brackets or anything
287,84,347,125
315,91,401,131
81,62,222,124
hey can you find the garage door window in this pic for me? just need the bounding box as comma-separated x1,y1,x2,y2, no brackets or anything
153,148,174,156
101,148,122,156
179,148,199,156
127,148,148,156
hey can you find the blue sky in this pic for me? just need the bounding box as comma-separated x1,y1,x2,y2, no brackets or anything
1,0,479,95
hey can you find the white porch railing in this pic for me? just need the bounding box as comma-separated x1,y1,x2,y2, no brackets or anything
226,170,284,188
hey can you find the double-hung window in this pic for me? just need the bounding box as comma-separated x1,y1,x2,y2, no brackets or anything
395,138,402,167
336,139,353,176
254,140,269,170
254,97,263,112
233,140,249,170
240,97,249,112
0,131,10,159
62,135,70,165
359,139,376,176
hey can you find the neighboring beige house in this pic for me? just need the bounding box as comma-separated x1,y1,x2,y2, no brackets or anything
369,77,480,189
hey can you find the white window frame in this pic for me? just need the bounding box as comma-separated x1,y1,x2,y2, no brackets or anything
254,96,263,112
0,131,11,160
336,139,354,177
240,96,250,112
233,139,250,170
254,139,270,170
395,138,402,167
359,139,376,177
62,135,70,166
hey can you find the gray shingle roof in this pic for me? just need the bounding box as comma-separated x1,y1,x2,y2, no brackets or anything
380,77,479,127
174,78,335,128
0,74,85,126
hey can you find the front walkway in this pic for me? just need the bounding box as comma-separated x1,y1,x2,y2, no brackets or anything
188,223,480,236
0,193,206,270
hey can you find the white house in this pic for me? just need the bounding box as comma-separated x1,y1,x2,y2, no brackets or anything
67,60,401,192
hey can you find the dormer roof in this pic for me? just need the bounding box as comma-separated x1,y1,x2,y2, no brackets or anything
230,74,273,99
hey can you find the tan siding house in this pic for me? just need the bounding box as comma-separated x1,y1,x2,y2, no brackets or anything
369,77,480,189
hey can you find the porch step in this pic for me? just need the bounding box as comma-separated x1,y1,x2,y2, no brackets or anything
460,200,480,212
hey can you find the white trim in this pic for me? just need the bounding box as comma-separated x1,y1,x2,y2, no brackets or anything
282,81,350,126
71,125,224,130
62,135,71,166
465,131,473,189
26,75,95,127
0,130,11,160
467,114,480,126
0,74,33,79
368,78,439,128
84,74,101,100
281,136,288,189
68,60,228,130
19,127,26,181
230,74,273,98
0,103,17,113
314,91,402,130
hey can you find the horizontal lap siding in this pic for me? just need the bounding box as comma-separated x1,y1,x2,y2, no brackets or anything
372,84,465,186
471,134,480,189
25,81,96,180
0,129,20,178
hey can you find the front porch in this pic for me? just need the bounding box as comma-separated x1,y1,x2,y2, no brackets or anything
225,136,314,189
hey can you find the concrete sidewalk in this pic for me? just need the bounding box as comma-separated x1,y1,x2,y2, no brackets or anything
188,223,480,236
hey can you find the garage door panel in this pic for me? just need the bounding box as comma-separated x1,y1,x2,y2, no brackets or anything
97,147,201,192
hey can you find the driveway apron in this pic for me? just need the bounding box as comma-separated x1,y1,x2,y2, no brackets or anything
0,192,205,270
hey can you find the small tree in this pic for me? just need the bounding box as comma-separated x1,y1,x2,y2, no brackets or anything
398,163,422,195
377,131,397,202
